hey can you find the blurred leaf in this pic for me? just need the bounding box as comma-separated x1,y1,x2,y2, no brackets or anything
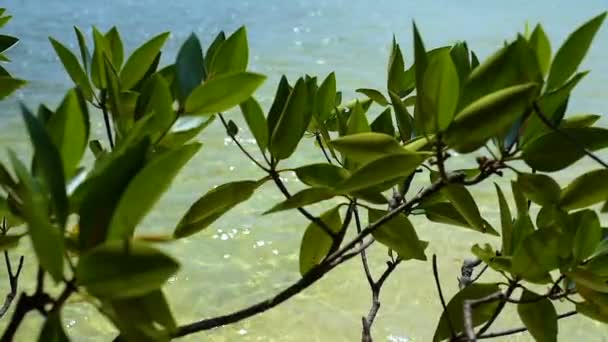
546,12,606,90
528,24,552,77
269,78,312,160
175,33,205,103
240,97,268,152
38,311,69,342
522,127,608,172
46,89,90,179
0,34,18,53
136,74,176,143
560,114,601,128
107,143,201,240
335,152,428,193
22,105,69,227
369,208,427,260
433,283,501,342
445,83,538,153
370,108,395,136
9,151,64,282
516,173,561,206
560,169,608,210
356,88,389,106
265,187,336,214
495,184,514,255
174,180,259,238
159,115,215,148
442,184,498,235
0,233,23,251
517,290,557,342
74,26,91,73
119,32,170,90
76,240,179,299
208,26,248,77
49,37,94,100
316,72,336,121
185,72,265,115
299,206,341,275
572,210,601,263
91,27,108,89
295,163,349,188
0,76,26,100
110,289,176,338
512,226,561,283
330,132,404,164
585,254,608,276
105,27,124,69
567,267,608,293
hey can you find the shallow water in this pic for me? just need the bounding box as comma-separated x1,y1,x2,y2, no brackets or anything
1,0,608,341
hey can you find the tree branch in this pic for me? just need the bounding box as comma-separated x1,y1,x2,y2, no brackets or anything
433,255,455,339
477,311,577,339
219,114,270,172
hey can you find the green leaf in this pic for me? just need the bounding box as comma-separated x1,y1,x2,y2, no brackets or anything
46,89,90,179
299,206,341,275
442,184,498,235
528,24,552,77
356,88,389,106
516,173,561,206
174,180,259,238
412,23,430,134
335,152,428,193
269,78,312,160
389,91,413,141
346,101,370,135
546,12,606,90
136,74,176,143
517,290,558,342
0,76,26,100
433,283,501,341
511,180,529,218
368,209,427,260
119,32,170,90
316,72,336,121
0,34,17,53
495,184,514,255
105,27,124,69
49,38,94,100
460,37,541,108
77,139,149,249
567,267,608,293
175,33,205,103
586,254,608,276
204,31,226,72
185,72,266,115
370,108,395,136
74,26,91,74
572,210,601,263
424,202,474,229
560,114,601,128
109,289,176,334
76,240,179,299
420,49,459,131
9,151,64,282
512,226,561,283
267,76,292,138
560,169,608,210
264,187,336,214
208,26,248,77
0,234,23,251
387,37,408,95
90,27,108,89
330,132,405,164
22,105,69,227
445,83,538,153
522,127,608,172
239,97,268,152
159,115,215,148
295,163,350,188
38,311,70,342
450,42,471,86
107,143,201,240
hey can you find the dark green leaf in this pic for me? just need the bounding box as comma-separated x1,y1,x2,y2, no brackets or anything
295,163,349,188
517,290,557,342
516,173,561,206
546,12,606,90
174,180,259,238
412,23,430,134
269,78,312,160
73,26,91,73
0,233,22,251
528,24,552,77
572,210,601,263
105,27,124,69
0,76,26,100
49,38,94,100
175,33,205,103
445,83,538,153
433,283,501,341
567,267,608,293
442,184,498,235
90,27,108,89
316,72,336,121
512,226,561,283
495,183,514,255
387,37,408,95
560,169,608,210
370,108,395,136
389,91,413,141
511,180,529,218
240,97,268,152
76,240,179,299
208,27,248,77
120,32,170,90
264,187,336,214
107,143,201,240
0,34,17,53
369,209,427,260
450,42,471,86
356,88,389,106
204,31,226,72
425,202,474,229
420,49,459,131
299,206,341,275
38,311,69,342
22,105,68,227
185,72,265,114
330,132,405,164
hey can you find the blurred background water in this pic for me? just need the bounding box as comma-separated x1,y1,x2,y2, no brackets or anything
0,0,607,341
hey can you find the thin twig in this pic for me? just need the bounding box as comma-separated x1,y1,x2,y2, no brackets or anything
219,113,270,172
0,218,24,320
433,255,455,339
533,102,608,169
477,311,577,339
99,91,115,150
463,291,505,341
316,133,333,165
475,282,518,337
354,207,374,287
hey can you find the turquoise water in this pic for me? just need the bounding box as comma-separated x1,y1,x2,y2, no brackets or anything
1,0,608,341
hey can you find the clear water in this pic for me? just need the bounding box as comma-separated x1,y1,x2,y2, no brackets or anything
1,0,607,341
